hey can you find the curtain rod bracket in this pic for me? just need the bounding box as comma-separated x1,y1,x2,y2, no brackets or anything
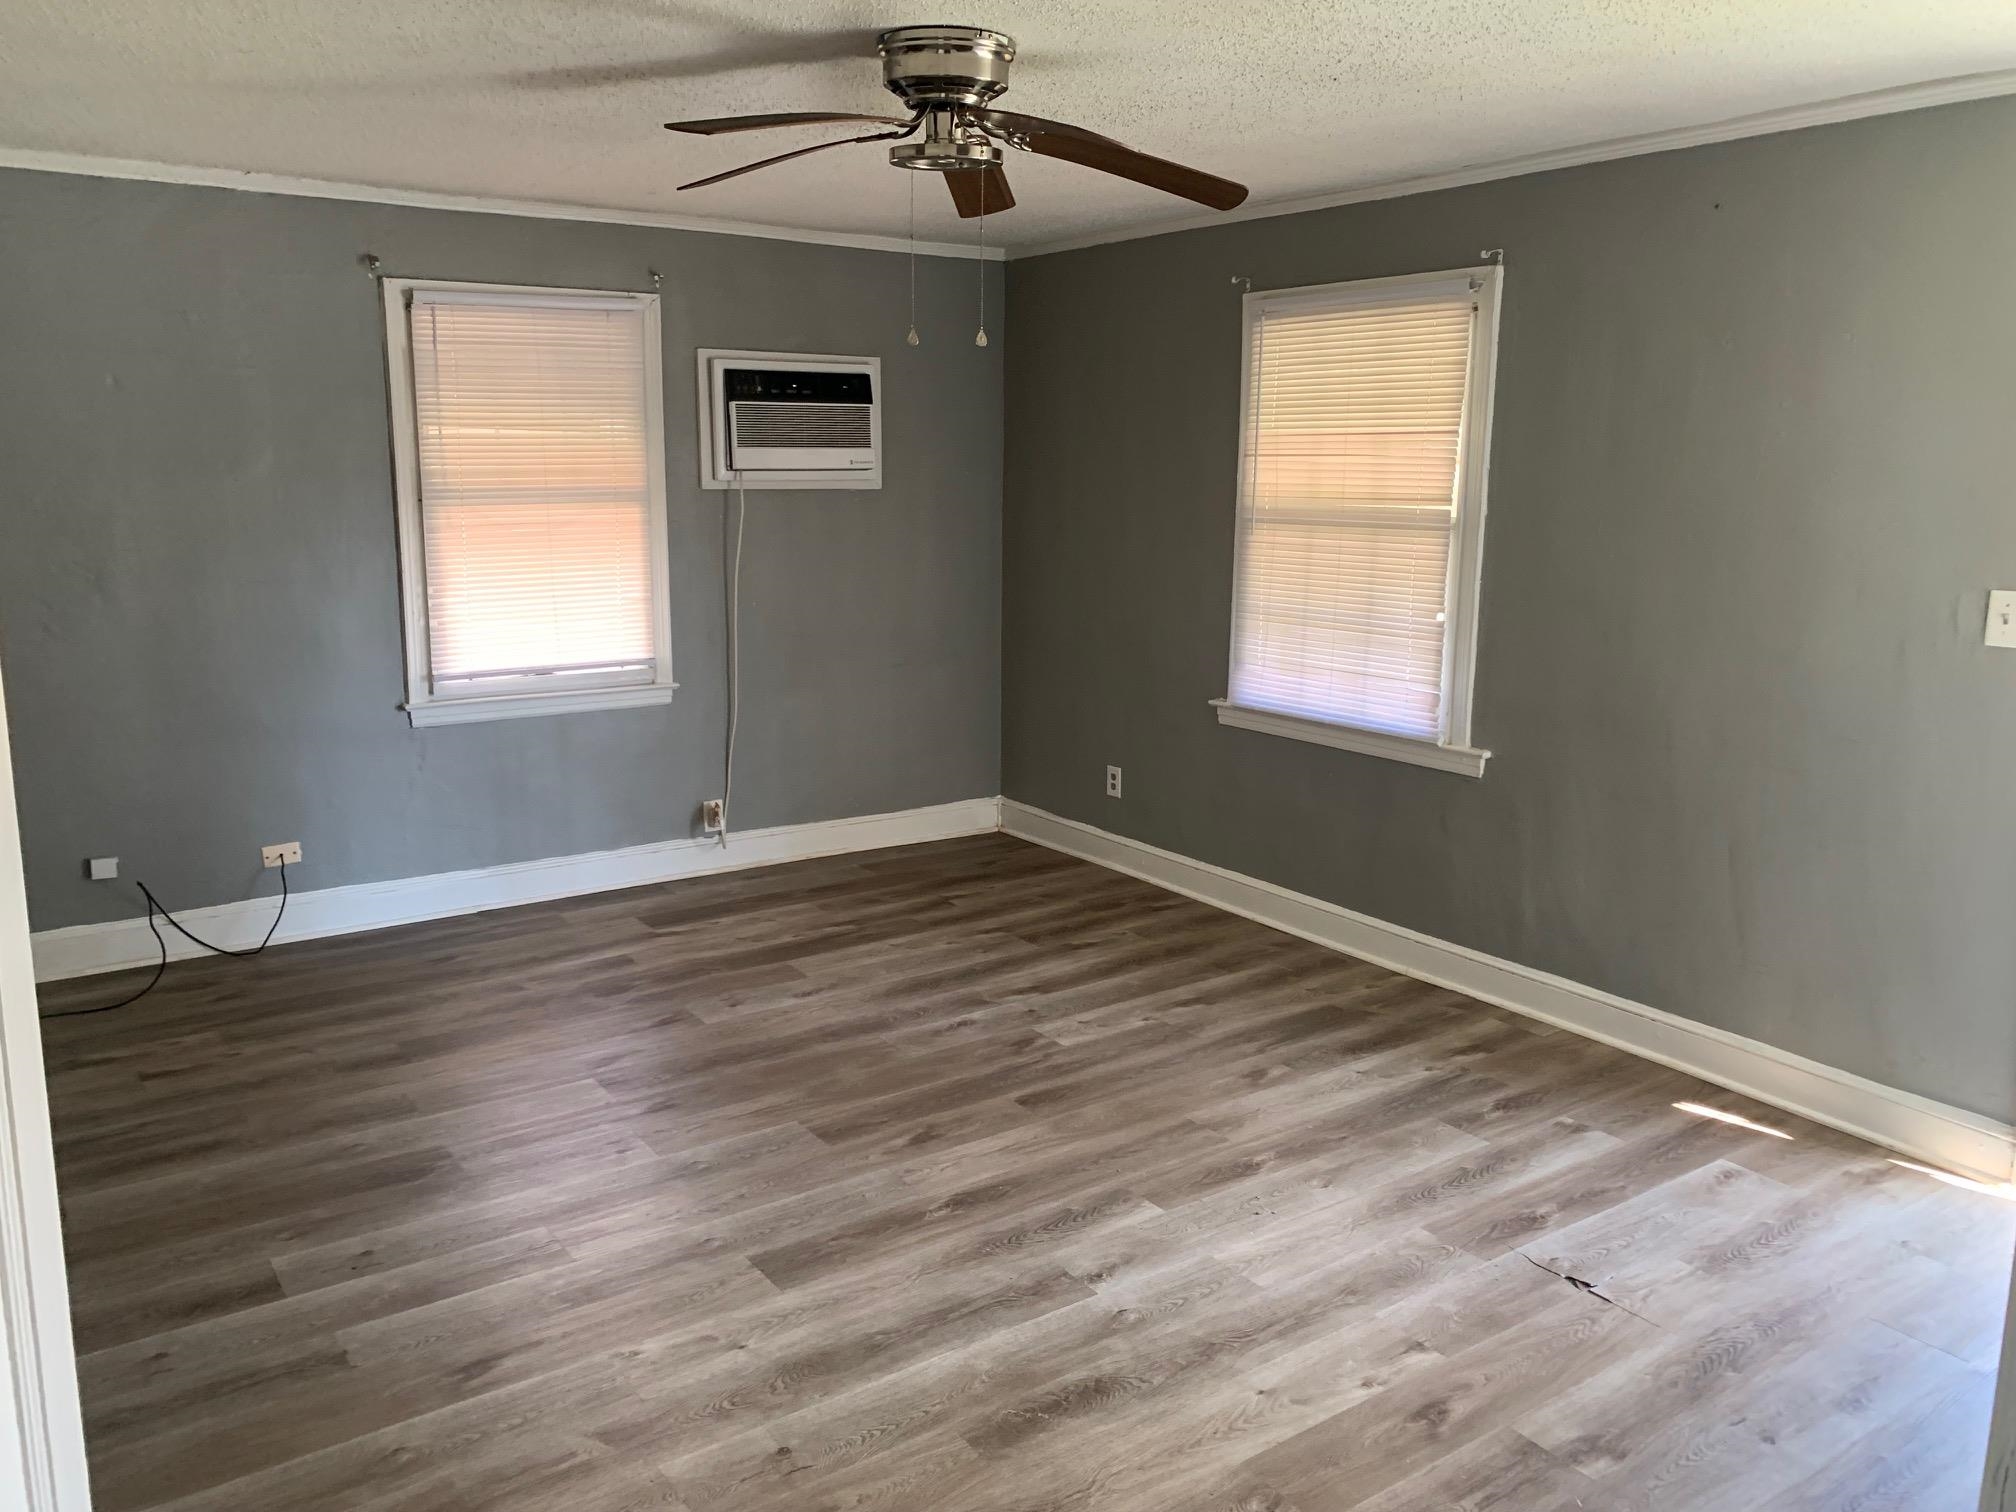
1480,248,1504,263
1231,275,1251,293
361,253,383,278
649,268,663,290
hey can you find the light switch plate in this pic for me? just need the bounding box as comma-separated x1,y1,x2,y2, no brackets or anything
86,856,118,882
1987,590,2016,649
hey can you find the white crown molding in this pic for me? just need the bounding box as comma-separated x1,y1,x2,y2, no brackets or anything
6,67,2014,264
1019,67,2016,259
1002,800,2016,1188
31,796,1003,983
0,147,1008,262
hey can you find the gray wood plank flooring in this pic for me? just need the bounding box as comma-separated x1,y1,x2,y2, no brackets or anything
36,834,2014,1512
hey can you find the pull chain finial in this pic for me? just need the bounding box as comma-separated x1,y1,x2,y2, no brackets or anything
974,170,989,347
905,174,921,346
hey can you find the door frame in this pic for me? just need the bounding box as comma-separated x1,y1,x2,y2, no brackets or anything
0,654,92,1511
1987,1256,2016,1510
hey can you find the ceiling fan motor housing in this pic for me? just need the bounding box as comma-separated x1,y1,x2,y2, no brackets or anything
878,26,1015,109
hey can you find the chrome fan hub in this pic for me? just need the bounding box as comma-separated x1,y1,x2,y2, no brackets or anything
889,106,1002,171
877,25,1016,110
889,138,1002,171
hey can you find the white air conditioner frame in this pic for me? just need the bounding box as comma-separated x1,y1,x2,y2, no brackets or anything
696,348,883,490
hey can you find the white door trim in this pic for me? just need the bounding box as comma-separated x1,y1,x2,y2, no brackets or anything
1987,1253,2016,1510
0,656,93,1511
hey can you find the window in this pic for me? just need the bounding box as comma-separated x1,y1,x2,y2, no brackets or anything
382,279,673,727
1213,266,1501,777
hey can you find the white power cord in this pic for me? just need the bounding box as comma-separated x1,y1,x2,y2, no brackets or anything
720,473,747,847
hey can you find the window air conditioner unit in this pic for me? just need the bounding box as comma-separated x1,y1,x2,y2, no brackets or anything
698,349,881,490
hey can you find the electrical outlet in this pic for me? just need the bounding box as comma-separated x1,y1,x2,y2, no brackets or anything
701,799,725,833
1105,765,1123,799
86,856,119,882
261,841,302,869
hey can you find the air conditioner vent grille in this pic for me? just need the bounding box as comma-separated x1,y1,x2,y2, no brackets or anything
730,401,874,449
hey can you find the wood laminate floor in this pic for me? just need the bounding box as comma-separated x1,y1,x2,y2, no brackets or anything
38,834,2014,1512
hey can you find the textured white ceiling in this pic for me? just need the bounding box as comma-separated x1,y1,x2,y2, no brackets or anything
5,1,2016,251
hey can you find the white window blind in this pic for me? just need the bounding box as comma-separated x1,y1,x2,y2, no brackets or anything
405,289,661,700
1227,273,1491,747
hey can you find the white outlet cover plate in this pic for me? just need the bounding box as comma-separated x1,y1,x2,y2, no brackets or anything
1986,589,2016,648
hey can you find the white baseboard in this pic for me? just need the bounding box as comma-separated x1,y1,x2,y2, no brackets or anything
35,791,2012,1185
32,797,1003,985
1002,800,2016,1186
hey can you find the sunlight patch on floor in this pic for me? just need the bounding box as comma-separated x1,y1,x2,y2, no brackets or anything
1887,1158,2016,1201
1672,1100,1794,1139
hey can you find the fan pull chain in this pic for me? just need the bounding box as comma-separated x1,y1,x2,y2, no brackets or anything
905,173,920,347
974,172,989,347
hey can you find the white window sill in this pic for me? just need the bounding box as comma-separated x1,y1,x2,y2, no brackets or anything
1210,700,1490,778
406,682,677,728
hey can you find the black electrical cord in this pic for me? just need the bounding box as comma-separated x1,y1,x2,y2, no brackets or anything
43,862,289,1020
43,896,169,1019
145,864,289,958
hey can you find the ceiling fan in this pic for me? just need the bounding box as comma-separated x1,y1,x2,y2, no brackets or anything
664,26,1248,219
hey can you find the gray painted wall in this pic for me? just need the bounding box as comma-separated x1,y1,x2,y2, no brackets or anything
1003,97,2016,1123
0,170,1002,930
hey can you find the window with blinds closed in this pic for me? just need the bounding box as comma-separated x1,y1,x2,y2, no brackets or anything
388,283,672,725
1224,269,1498,759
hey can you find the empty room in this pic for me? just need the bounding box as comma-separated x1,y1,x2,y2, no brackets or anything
1,4,2014,1510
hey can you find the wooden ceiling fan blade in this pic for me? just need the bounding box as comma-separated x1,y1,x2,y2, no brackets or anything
665,110,910,136
945,165,1015,218
676,129,907,191
975,109,1247,210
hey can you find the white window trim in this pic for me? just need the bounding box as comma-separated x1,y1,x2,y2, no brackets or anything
1209,700,1490,777
381,277,677,729
1214,264,1503,778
